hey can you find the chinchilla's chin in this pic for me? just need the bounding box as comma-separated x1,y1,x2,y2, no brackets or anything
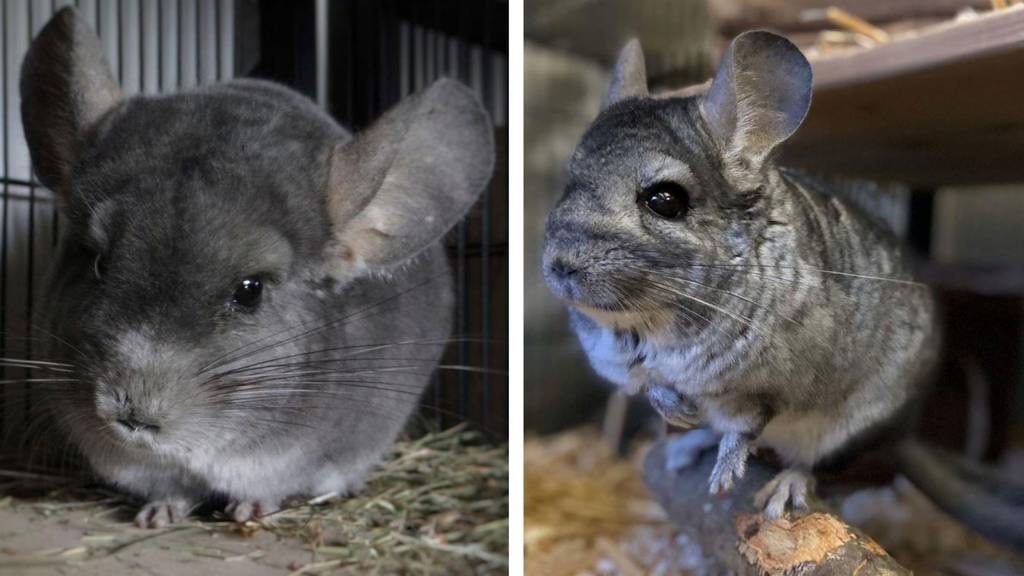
575,303,671,334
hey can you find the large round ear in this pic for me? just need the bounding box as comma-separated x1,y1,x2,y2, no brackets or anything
323,78,494,277
603,39,648,109
20,6,123,197
699,30,811,171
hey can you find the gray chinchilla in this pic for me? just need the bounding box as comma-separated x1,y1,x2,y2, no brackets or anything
20,8,493,527
544,31,1024,550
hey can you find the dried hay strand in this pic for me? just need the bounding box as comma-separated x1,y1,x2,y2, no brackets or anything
525,427,698,575
0,424,508,575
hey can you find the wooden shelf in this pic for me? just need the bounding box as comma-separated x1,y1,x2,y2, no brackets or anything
780,7,1024,186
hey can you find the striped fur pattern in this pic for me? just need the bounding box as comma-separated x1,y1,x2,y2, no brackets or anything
543,32,940,514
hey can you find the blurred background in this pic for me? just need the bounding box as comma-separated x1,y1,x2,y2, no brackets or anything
525,0,1024,573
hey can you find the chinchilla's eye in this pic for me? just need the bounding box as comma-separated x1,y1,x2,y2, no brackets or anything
93,253,106,280
232,276,263,308
639,182,690,219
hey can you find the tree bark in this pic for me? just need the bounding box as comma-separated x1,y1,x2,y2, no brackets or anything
644,440,911,575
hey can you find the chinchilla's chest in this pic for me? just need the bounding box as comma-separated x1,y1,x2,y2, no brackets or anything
638,331,770,395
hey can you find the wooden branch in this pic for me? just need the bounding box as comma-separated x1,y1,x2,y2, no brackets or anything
643,440,911,575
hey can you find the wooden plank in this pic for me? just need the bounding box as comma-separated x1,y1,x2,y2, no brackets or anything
779,7,1024,185
712,0,991,35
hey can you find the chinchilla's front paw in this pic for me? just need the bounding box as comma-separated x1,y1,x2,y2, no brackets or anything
708,432,750,495
647,385,700,428
226,499,280,523
135,498,192,528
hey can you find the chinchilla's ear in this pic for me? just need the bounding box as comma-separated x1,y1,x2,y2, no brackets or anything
700,30,811,172
323,78,494,277
20,7,123,197
603,39,648,108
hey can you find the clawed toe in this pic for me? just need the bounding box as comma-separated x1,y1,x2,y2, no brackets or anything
709,456,745,494
135,499,190,528
754,469,814,519
706,431,750,495
226,499,279,523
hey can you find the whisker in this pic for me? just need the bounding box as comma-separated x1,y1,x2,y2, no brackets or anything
683,262,925,287
200,274,448,373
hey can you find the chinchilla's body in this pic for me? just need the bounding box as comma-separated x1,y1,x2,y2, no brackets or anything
21,8,493,527
563,159,938,470
545,32,1024,550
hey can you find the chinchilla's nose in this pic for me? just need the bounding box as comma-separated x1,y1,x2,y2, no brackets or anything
546,258,578,280
116,413,161,434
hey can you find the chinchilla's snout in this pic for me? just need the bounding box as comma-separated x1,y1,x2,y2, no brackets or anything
542,222,626,311
94,379,174,446
88,329,207,447
541,213,589,304
541,248,583,303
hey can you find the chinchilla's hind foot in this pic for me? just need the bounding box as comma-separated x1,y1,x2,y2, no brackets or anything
754,468,815,519
665,428,719,473
134,498,192,528
226,499,280,523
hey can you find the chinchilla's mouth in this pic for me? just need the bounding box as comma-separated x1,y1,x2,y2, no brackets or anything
575,303,670,333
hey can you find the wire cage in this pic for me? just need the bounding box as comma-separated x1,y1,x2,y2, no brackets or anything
0,0,509,460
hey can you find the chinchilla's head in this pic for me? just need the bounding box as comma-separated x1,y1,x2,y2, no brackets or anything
22,8,492,458
543,31,811,333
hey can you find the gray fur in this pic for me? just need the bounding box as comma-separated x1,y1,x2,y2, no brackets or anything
21,7,493,528
700,31,812,179
603,39,648,109
543,33,940,514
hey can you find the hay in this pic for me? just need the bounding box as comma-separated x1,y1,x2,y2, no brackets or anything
0,424,508,575
525,427,700,575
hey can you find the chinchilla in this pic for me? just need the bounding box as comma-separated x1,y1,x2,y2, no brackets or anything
18,7,493,527
543,31,1024,549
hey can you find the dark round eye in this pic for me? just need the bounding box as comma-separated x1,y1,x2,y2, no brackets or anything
639,182,690,219
93,253,107,280
232,276,263,308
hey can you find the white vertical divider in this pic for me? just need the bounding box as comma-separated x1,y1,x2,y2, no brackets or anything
314,0,327,109
217,0,233,81
78,0,98,31
5,1,28,182
98,0,118,82
178,0,196,88
119,0,140,94
141,0,159,94
198,0,215,85
30,0,50,34
1,3,8,173
160,0,178,90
